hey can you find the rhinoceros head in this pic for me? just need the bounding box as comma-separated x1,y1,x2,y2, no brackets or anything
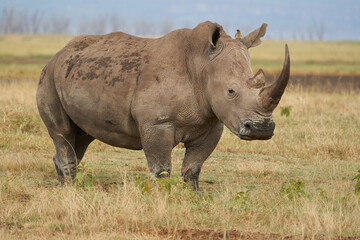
201,23,290,140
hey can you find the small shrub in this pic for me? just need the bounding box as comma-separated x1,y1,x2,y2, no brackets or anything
72,161,95,188
353,169,360,202
229,189,252,211
316,187,330,202
280,105,293,117
135,171,190,195
153,171,179,194
280,179,306,200
135,174,153,194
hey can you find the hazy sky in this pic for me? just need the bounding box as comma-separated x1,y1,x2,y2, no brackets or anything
1,0,359,40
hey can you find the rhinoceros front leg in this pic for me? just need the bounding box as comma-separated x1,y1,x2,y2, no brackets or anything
182,122,224,191
140,124,175,178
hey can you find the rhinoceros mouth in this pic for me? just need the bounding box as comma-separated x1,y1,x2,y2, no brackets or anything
239,134,273,141
237,118,275,141
239,134,253,140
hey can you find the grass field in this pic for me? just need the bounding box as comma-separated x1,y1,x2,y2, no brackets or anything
0,34,360,239
0,34,360,78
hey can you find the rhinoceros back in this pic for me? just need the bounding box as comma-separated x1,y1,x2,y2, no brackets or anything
44,33,153,148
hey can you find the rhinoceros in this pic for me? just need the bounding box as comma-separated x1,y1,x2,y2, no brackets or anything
36,21,290,190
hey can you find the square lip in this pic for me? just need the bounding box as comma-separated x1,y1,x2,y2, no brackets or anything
238,134,273,141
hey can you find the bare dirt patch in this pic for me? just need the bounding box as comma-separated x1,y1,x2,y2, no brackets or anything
146,228,359,240
146,228,287,240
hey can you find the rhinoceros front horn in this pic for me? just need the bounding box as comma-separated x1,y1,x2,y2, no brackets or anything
259,44,290,111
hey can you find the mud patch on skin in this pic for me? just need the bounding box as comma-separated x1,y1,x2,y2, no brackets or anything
105,120,113,125
116,55,141,72
144,55,150,64
85,72,98,80
95,57,112,68
74,41,89,51
84,56,114,73
65,55,80,78
73,38,96,51
130,52,140,57
77,70,83,78
74,57,114,81
110,76,124,86
121,58,141,72
86,57,98,63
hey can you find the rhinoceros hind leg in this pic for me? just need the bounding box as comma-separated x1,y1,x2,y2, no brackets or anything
51,133,77,183
50,125,94,183
182,122,223,191
74,128,95,162
37,84,83,182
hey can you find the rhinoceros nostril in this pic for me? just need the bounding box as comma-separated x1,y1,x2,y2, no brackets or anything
244,122,252,130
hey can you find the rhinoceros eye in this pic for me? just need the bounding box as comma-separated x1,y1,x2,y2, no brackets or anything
228,89,235,94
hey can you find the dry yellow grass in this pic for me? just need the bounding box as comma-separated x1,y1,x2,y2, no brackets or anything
0,35,360,78
0,77,359,239
250,40,360,75
0,35,74,78
0,35,74,58
1,33,360,239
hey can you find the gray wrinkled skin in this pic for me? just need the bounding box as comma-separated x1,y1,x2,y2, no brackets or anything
36,21,290,190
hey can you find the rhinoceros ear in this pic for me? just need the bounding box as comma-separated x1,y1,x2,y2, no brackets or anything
240,23,267,49
208,23,221,48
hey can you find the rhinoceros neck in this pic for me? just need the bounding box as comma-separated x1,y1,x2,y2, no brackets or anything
149,29,216,121
128,29,217,125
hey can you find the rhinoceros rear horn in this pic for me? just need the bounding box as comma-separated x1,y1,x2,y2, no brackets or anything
259,44,290,111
